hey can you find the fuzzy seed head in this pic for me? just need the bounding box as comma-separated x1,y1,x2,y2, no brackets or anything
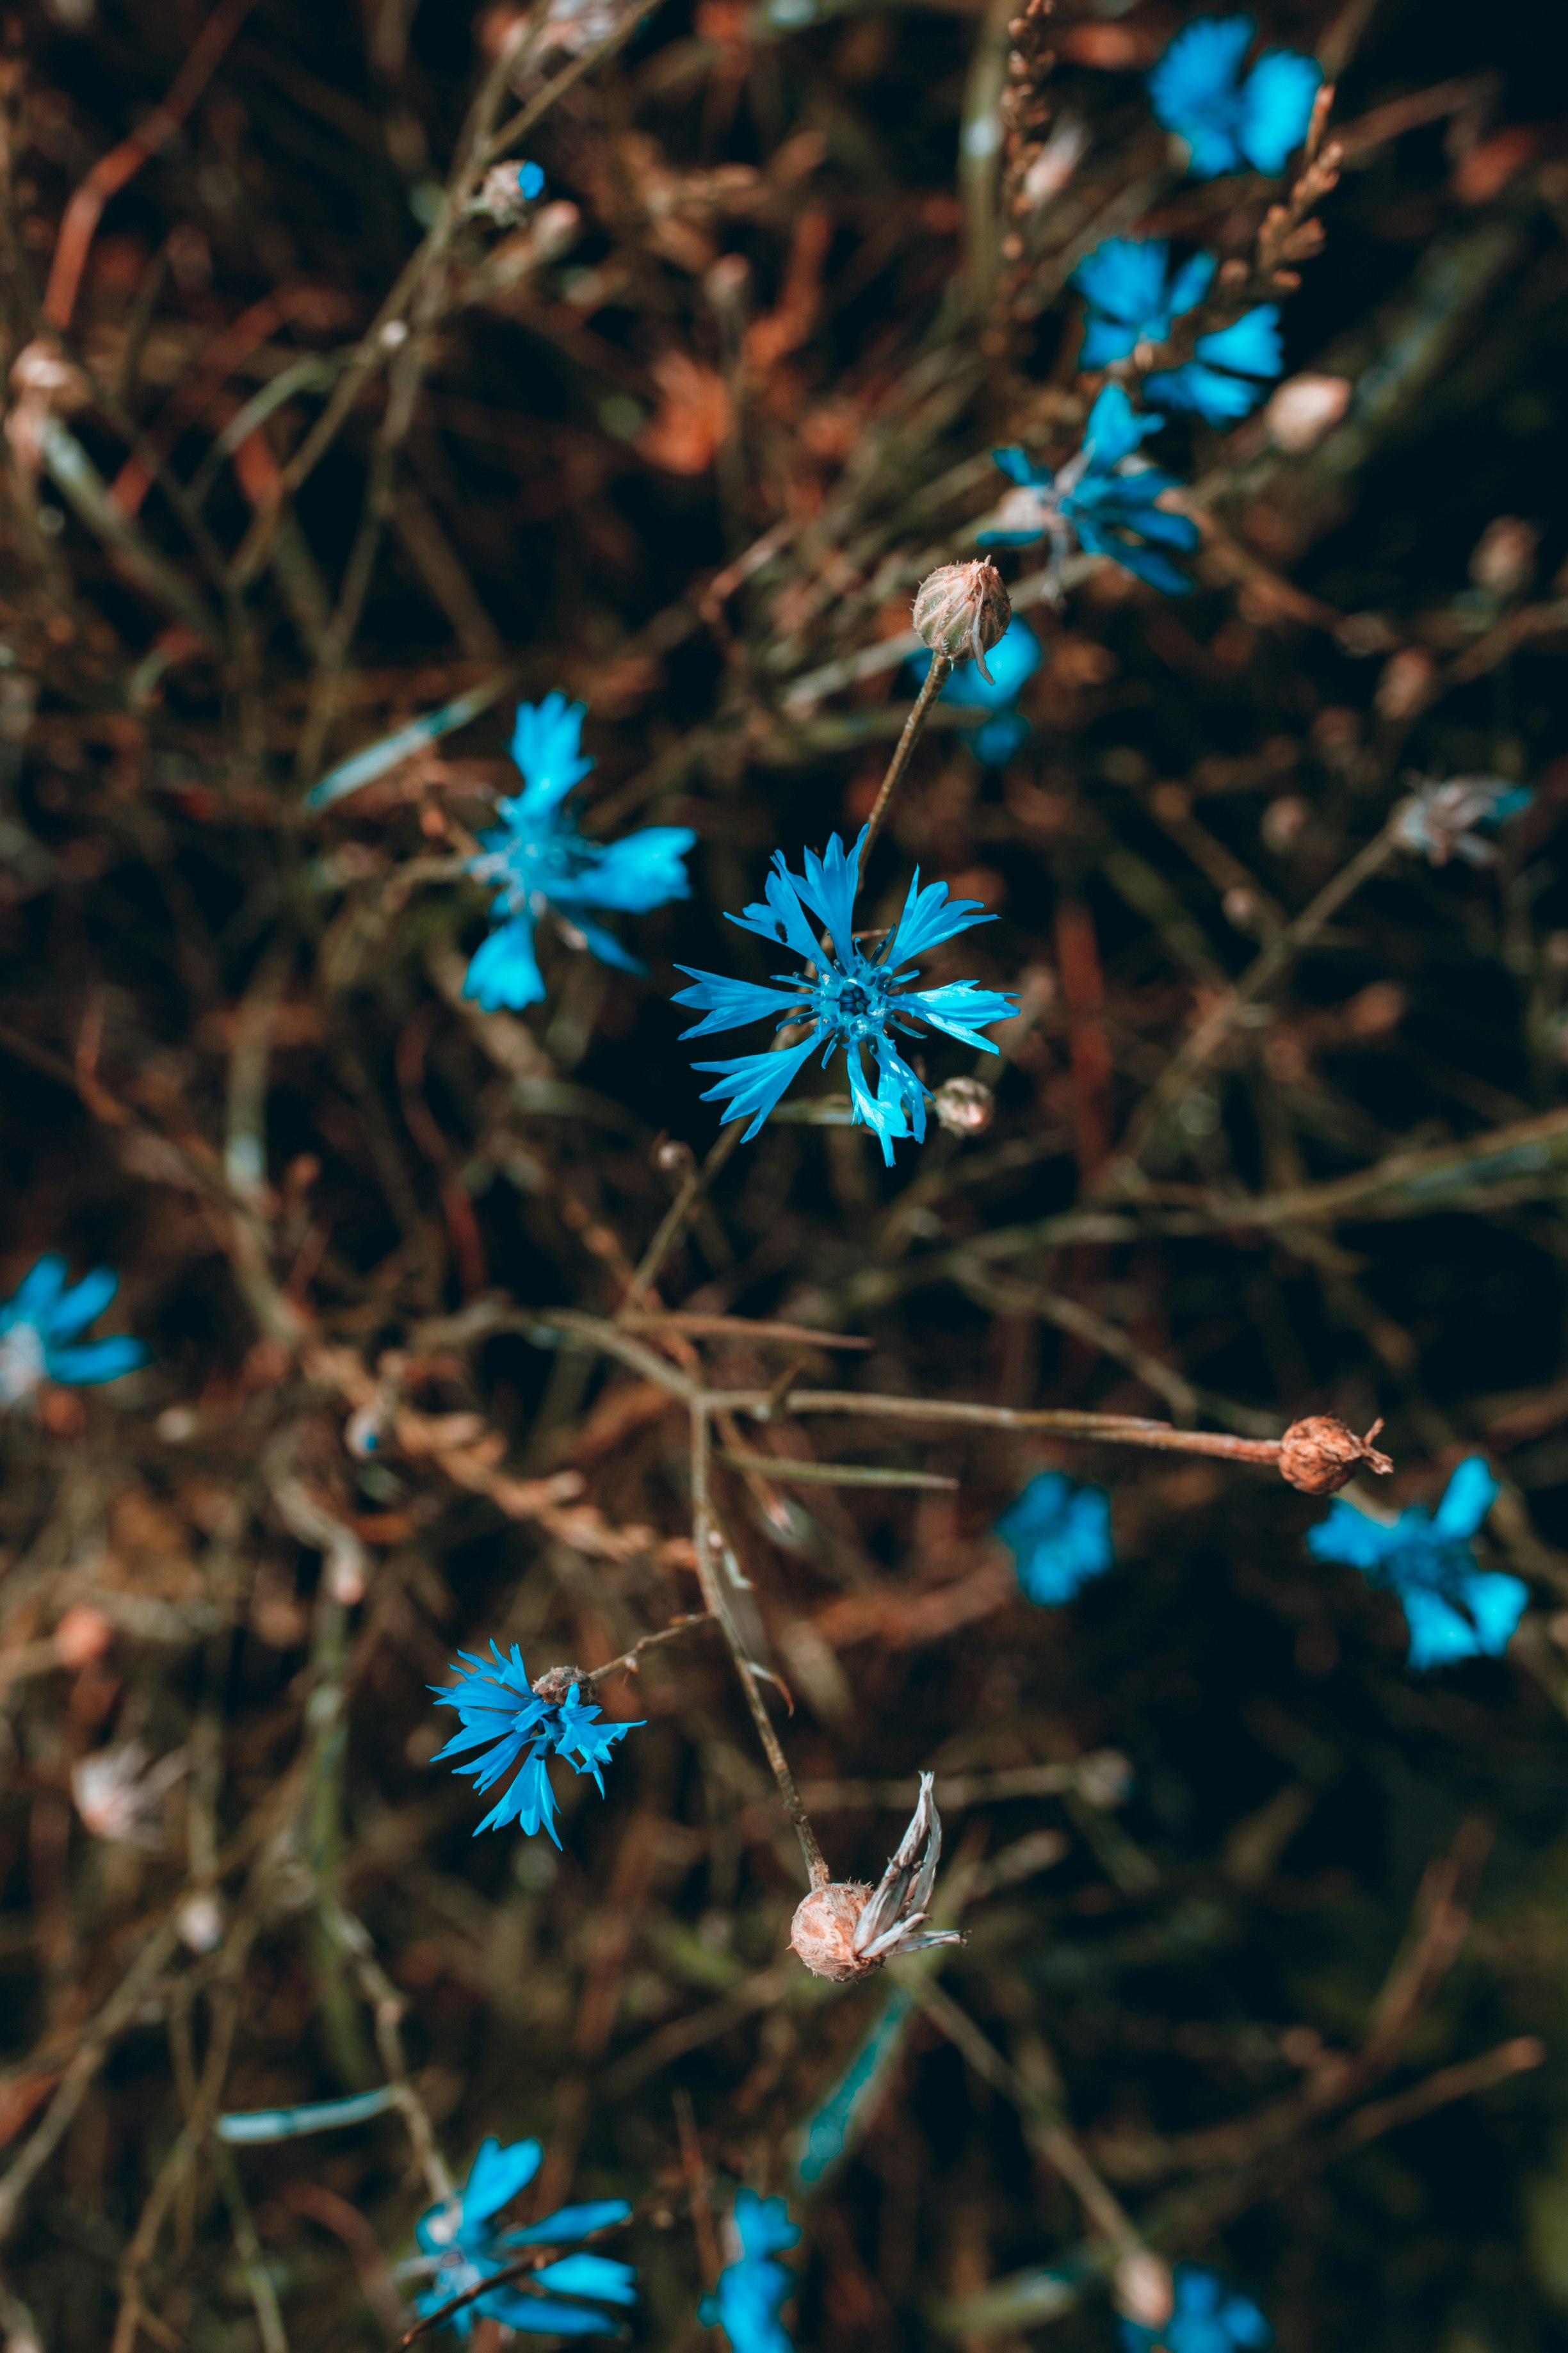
1279,1413,1393,1496
789,1880,873,1982
912,560,1012,684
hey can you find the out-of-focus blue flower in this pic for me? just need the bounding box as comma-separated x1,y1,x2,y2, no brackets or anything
1393,777,1535,868
519,160,546,199
1148,15,1322,180
995,1471,1114,1604
1307,1456,1526,1670
980,388,1200,595
1145,306,1283,425
674,827,1016,1163
414,2136,634,2340
1072,238,1216,369
431,1641,643,1843
908,616,1042,769
1120,2265,1272,2353
699,2190,800,2353
464,694,695,1011
0,1256,149,1408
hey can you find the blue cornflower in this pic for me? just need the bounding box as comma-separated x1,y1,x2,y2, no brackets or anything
672,827,1017,1162
0,1256,149,1409
699,2190,800,2353
1148,15,1322,180
1145,306,1283,425
995,1472,1114,1605
1120,2265,1272,2353
1307,1456,1527,1670
464,694,695,1011
979,387,1200,596
519,161,546,199
413,2136,634,2340
430,1641,643,1843
1072,238,1216,370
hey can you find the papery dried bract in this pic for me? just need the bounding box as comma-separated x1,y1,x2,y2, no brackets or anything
789,1773,962,1982
912,560,1012,683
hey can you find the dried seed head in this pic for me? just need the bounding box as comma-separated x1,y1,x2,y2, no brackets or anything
1469,515,1537,604
912,560,1012,685
789,1880,873,1982
933,1076,996,1136
1114,2252,1174,2331
790,1773,964,1982
1278,1414,1393,1496
531,1662,589,1704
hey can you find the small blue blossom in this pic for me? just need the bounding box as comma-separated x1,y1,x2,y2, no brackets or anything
464,694,695,1011
414,2136,634,2340
995,1472,1114,1605
1145,305,1283,425
1307,1456,1527,1670
1121,2265,1272,2353
699,2190,800,2353
980,387,1200,595
673,827,1017,1162
0,1256,149,1409
1148,15,1322,180
1072,238,1216,370
908,616,1042,769
431,1641,643,1843
519,160,546,199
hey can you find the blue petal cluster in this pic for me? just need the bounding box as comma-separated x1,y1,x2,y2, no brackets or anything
995,1471,1114,1605
1306,1456,1526,1670
914,615,1043,768
464,694,695,1011
980,388,1200,595
1149,15,1322,180
431,1641,643,1842
0,1256,149,1408
1073,237,1283,425
414,2136,634,2340
674,827,1016,1162
699,2190,800,2353
1120,2265,1272,2353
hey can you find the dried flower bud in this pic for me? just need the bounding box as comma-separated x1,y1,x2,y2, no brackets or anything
789,1879,872,1982
1278,1414,1393,1496
912,560,1011,685
531,1661,590,1704
1114,2252,1174,2331
933,1076,995,1136
1469,516,1537,604
1261,371,1351,455
790,1773,963,1982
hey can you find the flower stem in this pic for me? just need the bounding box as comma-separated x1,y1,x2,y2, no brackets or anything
858,652,952,883
689,1404,830,1889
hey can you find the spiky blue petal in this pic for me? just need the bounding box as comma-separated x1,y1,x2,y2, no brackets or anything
996,1472,1114,1605
464,913,545,1010
1240,49,1324,173
430,1640,642,1844
1145,305,1284,424
980,393,1200,592
1307,1456,1526,1670
677,833,1016,1152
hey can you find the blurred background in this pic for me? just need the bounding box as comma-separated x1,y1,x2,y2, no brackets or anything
4,1,1568,2349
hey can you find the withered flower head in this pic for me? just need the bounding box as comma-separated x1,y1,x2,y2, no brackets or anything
932,1076,996,1136
1277,1413,1393,1496
912,560,1012,685
789,1773,963,1983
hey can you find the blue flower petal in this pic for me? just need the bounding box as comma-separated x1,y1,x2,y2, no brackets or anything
510,693,594,812
465,915,545,1011
45,1337,149,1385
49,1266,120,1339
1239,47,1323,172
996,1472,1114,1605
693,1033,824,1141
1430,1455,1500,1540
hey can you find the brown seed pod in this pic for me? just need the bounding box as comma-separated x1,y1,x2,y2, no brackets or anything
932,1076,996,1136
912,559,1012,685
789,1881,873,1982
1277,1414,1394,1496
